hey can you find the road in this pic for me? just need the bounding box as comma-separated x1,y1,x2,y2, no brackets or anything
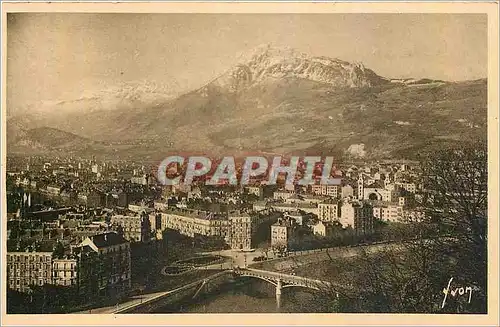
74,290,169,314
75,270,230,314
219,241,408,273
199,242,399,271
199,249,268,269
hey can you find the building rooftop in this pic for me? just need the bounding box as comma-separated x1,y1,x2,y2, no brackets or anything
274,190,295,194
164,207,230,220
365,181,385,189
284,209,303,217
7,251,53,255
72,244,95,256
228,210,251,218
272,202,318,209
287,194,304,200
320,198,340,205
370,200,403,208
272,219,292,228
90,232,128,248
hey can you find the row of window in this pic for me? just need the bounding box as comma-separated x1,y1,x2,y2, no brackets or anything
9,270,50,277
100,246,129,255
7,255,51,263
9,278,76,288
54,271,76,277
9,278,47,286
9,263,52,269
53,263,76,270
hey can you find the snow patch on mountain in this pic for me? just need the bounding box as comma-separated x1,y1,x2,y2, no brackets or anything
347,143,367,158
211,44,389,91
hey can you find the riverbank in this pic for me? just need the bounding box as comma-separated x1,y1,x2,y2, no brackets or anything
250,241,400,273
73,269,223,314
152,277,327,313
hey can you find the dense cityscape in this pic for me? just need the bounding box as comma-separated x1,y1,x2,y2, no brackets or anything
6,153,440,313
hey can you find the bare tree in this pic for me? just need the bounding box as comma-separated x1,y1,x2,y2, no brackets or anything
419,143,487,312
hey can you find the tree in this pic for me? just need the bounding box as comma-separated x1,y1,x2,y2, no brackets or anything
105,212,112,224
272,243,288,257
53,242,65,259
319,143,488,313
418,143,487,312
259,241,271,258
241,193,259,203
8,221,21,240
115,224,125,237
63,228,71,238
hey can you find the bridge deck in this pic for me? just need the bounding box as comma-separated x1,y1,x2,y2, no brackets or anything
234,268,332,288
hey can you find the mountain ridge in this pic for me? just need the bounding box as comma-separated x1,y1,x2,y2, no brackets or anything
7,46,487,160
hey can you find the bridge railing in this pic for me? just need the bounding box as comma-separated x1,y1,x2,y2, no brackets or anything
234,268,331,287
114,270,232,314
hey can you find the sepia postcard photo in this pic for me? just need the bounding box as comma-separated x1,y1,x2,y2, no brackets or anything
1,1,499,326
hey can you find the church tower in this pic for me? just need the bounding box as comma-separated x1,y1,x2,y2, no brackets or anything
357,174,364,200
384,174,391,189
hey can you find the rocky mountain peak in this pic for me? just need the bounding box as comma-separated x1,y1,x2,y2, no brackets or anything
211,44,388,91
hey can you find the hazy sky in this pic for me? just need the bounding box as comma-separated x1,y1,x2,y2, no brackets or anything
7,13,487,110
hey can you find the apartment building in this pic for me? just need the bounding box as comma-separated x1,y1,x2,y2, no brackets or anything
340,201,374,234
6,252,53,293
318,200,340,222
341,185,354,199
7,251,95,295
229,212,252,250
244,186,263,198
229,210,279,250
160,208,231,242
373,204,404,223
395,182,417,194
273,190,295,201
271,219,293,250
110,212,151,243
311,184,340,198
312,221,336,237
78,232,131,297
52,258,77,287
284,210,305,226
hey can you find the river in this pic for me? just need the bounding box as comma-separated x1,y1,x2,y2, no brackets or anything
151,278,330,313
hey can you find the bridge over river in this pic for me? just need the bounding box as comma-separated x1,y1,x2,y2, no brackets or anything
103,268,332,314
78,241,411,314
233,268,333,310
